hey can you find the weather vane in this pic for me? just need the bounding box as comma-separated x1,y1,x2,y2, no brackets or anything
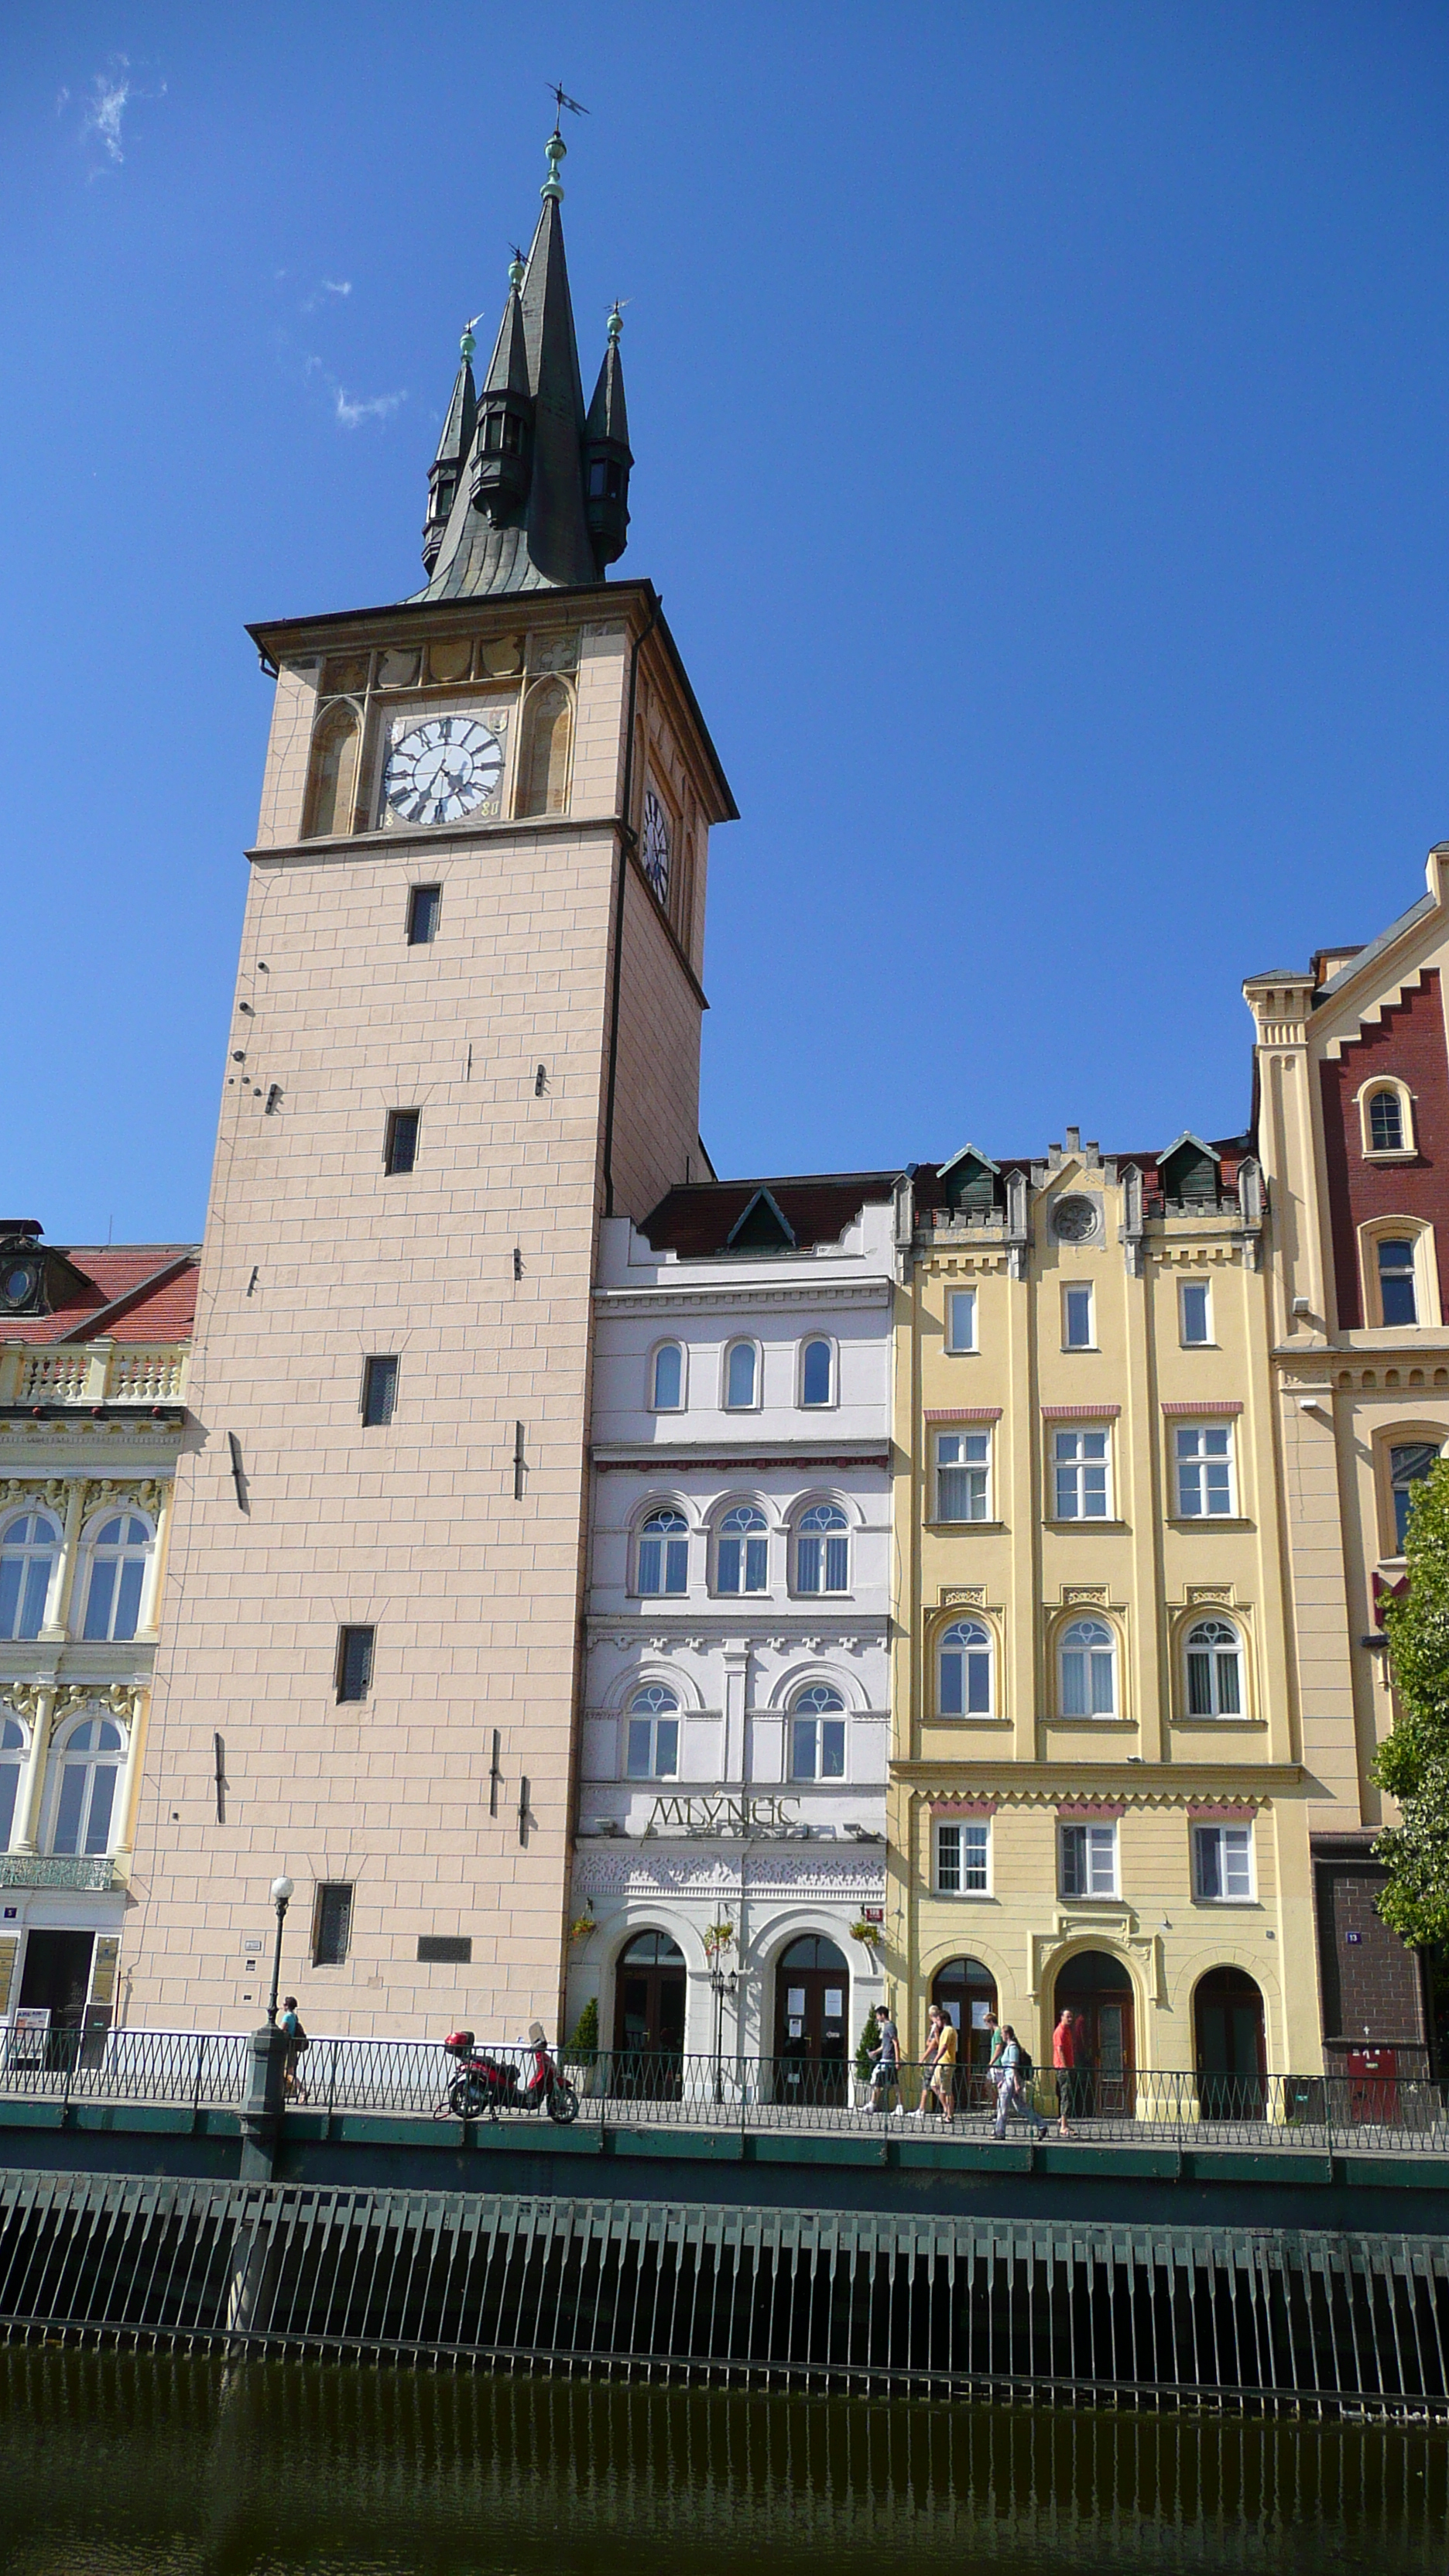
547,80,590,127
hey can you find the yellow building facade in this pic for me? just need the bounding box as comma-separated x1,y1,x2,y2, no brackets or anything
889,1127,1322,2093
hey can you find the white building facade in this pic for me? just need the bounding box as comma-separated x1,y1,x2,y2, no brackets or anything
567,1178,902,2088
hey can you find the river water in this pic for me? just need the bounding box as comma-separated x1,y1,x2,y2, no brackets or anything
0,2348,1444,2574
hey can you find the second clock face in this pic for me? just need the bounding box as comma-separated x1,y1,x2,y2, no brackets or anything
385,714,504,825
642,789,672,903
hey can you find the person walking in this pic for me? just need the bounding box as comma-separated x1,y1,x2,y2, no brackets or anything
930,2006,958,2128
913,2003,946,2119
867,2002,900,2116
992,2023,1048,2142
1052,2004,1077,2136
279,1994,309,2103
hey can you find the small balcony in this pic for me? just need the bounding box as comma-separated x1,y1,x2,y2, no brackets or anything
0,1853,118,1892
0,1344,187,1412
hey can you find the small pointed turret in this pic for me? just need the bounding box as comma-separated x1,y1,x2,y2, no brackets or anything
420,322,478,574
584,304,632,569
470,267,533,521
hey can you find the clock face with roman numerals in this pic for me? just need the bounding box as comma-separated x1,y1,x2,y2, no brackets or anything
642,789,672,903
384,714,503,826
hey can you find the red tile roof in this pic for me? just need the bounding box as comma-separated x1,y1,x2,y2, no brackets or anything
639,1174,901,1259
0,1246,199,1348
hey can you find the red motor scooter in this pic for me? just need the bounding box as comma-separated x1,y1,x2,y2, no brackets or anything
438,2023,580,2125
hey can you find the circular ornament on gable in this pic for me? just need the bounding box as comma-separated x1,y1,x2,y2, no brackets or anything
1053,1195,1101,1244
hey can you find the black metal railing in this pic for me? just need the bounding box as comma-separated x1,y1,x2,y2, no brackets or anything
2,2030,1444,2150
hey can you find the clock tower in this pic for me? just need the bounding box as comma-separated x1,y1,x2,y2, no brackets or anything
122,125,735,2038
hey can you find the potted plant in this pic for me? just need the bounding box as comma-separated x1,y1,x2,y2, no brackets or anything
848,1918,881,1952
565,1995,599,2098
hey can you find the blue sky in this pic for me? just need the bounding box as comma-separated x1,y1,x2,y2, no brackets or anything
4,5,1449,1238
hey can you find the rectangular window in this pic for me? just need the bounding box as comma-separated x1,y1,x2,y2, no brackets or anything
361,1355,399,1426
336,1625,375,1703
934,1819,989,1894
1175,1423,1235,1516
417,1934,471,1964
1391,1440,1440,1550
1059,1821,1117,1899
936,1429,989,1521
1053,1427,1109,1519
1180,1280,1211,1345
1193,1823,1253,1901
791,1716,846,1780
1063,1284,1094,1348
625,1714,680,1780
311,1882,354,1966
946,1289,978,1353
385,1109,420,1176
1378,1238,1419,1327
407,884,441,945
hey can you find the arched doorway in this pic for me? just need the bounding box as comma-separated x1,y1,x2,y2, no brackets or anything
773,1934,849,2105
612,1929,687,2098
1053,1951,1135,2117
932,1955,999,2112
1194,1966,1267,2119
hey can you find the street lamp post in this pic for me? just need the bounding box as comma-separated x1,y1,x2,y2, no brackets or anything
265,1875,294,2026
241,1872,296,2183
708,1962,738,2105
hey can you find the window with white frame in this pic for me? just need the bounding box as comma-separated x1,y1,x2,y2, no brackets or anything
934,1817,990,1893
0,1510,60,1642
1053,1427,1108,1519
650,1343,683,1411
1390,1440,1443,1551
1184,1617,1243,1716
724,1340,759,1409
636,1509,689,1596
48,1714,125,1856
1364,1085,1410,1156
1059,1819,1118,1898
790,1684,846,1780
1063,1283,1094,1349
795,1503,849,1594
0,1714,25,1848
80,1514,152,1643
625,1685,680,1780
800,1338,833,1407
1059,1618,1117,1718
1180,1279,1211,1346
1376,1237,1419,1327
939,1619,993,1717
1193,1821,1254,1901
936,1429,989,1521
946,1289,977,1353
716,1503,768,1594
1174,1423,1235,1516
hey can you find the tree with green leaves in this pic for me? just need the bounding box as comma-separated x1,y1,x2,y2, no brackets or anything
1373,1456,1449,1945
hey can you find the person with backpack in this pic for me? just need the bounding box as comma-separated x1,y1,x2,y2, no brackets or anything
992,2023,1048,2141
279,1995,309,2103
866,2002,900,2116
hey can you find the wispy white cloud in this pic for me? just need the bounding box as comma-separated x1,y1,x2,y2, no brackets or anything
70,55,166,173
334,385,407,430
300,277,354,313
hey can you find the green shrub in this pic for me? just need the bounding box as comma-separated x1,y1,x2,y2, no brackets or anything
567,1996,599,2064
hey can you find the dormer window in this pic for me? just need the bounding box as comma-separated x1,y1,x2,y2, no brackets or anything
483,411,524,456
588,459,623,499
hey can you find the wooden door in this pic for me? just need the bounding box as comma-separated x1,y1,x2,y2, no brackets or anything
611,1931,687,2100
774,1937,849,2106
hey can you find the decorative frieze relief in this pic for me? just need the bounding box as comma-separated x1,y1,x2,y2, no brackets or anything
574,1847,886,1900
0,1479,72,1513
595,1281,893,1316
0,1475,166,1517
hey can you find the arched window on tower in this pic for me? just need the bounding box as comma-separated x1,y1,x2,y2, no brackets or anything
303,704,361,839
516,680,573,817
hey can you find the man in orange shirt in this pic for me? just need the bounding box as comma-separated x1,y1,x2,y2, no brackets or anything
1052,2005,1077,2136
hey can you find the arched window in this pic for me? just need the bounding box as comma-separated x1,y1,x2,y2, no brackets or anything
1378,1237,1419,1327
1368,1088,1405,1153
636,1509,689,1598
80,1515,152,1643
625,1685,680,1780
790,1686,846,1780
303,704,361,839
0,1715,26,1848
49,1716,125,1856
1184,1617,1243,1717
516,680,573,817
716,1504,768,1595
1060,1618,1116,1718
0,1510,60,1641
939,1619,993,1717
795,1503,849,1595
724,1341,759,1410
650,1343,683,1411
1390,1440,1443,1551
800,1338,833,1408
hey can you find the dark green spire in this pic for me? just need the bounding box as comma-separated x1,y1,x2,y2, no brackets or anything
584,305,632,569
420,324,478,574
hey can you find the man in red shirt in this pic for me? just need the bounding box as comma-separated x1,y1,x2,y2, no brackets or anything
1052,2005,1077,2136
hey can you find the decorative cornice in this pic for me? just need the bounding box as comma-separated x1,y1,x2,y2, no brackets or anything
594,1281,893,1315
1040,1403,1122,1422
1160,1399,1243,1416
923,1406,1001,1424
892,1760,1301,1808
587,1615,889,1646
591,1442,891,1471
